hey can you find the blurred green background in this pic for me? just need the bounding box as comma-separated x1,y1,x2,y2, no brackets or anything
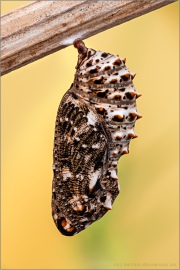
1,1,179,269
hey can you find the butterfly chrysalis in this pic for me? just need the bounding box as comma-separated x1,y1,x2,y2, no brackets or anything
52,39,141,236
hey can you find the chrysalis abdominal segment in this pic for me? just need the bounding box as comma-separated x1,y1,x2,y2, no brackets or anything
52,39,141,236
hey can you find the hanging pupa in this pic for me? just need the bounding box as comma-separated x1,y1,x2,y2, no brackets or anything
51,39,142,236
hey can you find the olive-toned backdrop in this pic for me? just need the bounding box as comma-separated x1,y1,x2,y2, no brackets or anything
1,1,179,269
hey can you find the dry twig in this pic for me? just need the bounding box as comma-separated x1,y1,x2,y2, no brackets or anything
1,0,177,76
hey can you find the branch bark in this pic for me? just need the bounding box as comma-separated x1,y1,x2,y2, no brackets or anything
1,0,177,76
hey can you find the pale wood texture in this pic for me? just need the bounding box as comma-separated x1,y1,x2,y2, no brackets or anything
1,0,177,76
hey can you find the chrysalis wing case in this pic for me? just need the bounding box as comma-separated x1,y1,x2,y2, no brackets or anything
52,39,141,236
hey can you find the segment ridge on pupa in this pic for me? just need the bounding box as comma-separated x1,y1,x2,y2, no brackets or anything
51,39,141,236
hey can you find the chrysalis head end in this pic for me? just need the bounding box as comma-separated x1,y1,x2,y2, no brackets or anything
73,39,88,55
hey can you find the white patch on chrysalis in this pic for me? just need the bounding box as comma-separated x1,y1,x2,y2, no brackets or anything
62,167,73,181
82,195,89,202
63,218,72,230
117,182,120,192
113,131,123,140
92,143,100,149
54,214,58,220
82,144,87,148
69,195,84,212
89,170,100,191
111,148,119,156
80,217,88,222
112,161,118,166
87,110,97,126
104,194,112,210
110,170,118,180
